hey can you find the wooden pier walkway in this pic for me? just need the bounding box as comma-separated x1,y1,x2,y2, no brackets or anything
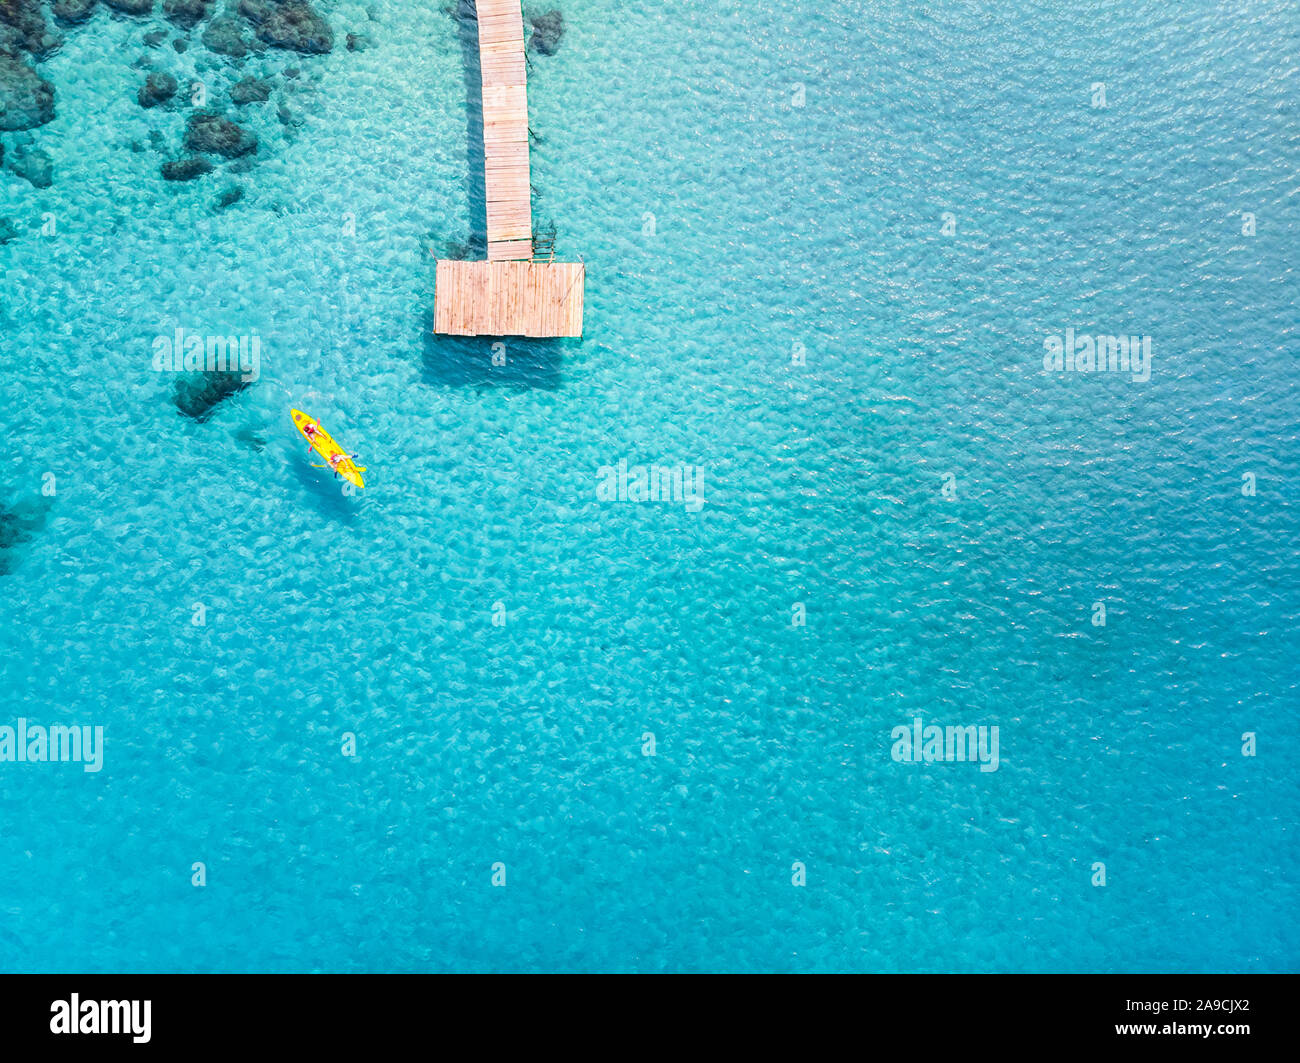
433,0,584,337
479,0,533,260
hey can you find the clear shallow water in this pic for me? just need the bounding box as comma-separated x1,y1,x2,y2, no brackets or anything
0,0,1296,972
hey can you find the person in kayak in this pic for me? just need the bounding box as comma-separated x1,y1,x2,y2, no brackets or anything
327,452,363,476
302,421,321,449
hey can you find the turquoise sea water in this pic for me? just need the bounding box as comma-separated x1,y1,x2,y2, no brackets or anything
1,0,1296,972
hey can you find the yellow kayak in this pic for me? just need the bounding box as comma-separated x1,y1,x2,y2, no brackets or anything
291,408,366,489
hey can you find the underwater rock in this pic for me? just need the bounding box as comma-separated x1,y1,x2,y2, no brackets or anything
172,371,250,422
173,37,186,51
137,70,177,107
4,140,51,186
212,183,242,210
0,215,17,242
0,496,50,576
345,31,370,52
528,10,563,56
161,154,213,180
162,0,209,30
229,74,269,104
256,2,332,54
0,0,60,59
202,14,248,57
0,56,54,130
184,110,257,157
142,27,166,46
102,0,154,15
237,0,271,24
51,0,97,26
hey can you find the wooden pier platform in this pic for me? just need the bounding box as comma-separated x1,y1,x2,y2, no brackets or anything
434,259,585,337
433,0,585,338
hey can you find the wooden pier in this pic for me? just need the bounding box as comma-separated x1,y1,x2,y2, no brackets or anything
434,0,584,337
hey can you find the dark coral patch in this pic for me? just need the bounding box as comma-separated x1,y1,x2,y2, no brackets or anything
0,55,54,130
528,10,564,56
162,0,211,31
184,110,258,157
202,15,250,57
138,70,178,107
255,1,332,54
161,155,214,180
50,0,97,29
229,75,269,104
172,371,251,422
102,0,154,16
0,496,51,576
0,0,60,59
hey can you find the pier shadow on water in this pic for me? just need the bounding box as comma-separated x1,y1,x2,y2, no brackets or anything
452,0,488,256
